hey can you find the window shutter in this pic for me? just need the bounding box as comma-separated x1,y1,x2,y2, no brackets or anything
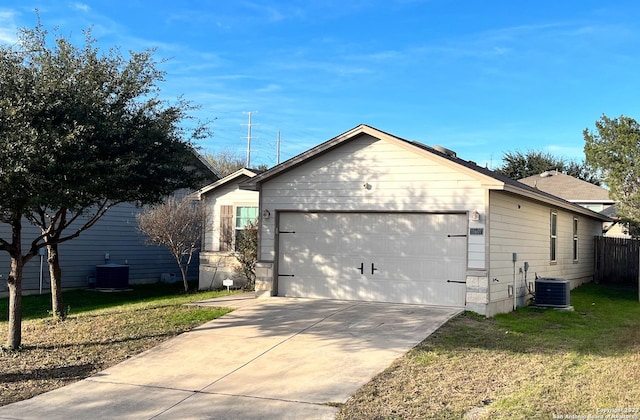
220,205,233,251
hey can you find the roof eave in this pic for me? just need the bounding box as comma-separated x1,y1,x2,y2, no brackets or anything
501,184,612,222
198,168,257,197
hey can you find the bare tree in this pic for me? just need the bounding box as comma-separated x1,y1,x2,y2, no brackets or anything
136,196,207,292
204,149,245,177
204,149,269,177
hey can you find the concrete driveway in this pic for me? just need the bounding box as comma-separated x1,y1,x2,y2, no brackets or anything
0,294,461,420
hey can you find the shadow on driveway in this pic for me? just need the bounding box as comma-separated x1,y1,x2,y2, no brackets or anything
0,296,461,420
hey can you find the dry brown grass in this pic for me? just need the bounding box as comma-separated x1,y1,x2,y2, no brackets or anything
0,303,230,407
2,283,638,418
337,284,640,419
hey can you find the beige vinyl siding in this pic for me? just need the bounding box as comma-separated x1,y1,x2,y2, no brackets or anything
201,176,258,252
604,221,631,238
488,191,601,305
0,202,196,294
260,134,487,268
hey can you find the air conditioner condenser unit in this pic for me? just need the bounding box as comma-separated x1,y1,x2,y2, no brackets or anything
535,278,570,307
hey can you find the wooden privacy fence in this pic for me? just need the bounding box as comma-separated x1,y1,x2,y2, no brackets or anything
594,236,640,284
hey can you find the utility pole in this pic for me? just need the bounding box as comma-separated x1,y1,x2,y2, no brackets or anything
242,111,258,167
277,131,281,164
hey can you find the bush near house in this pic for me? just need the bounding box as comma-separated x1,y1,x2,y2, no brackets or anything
234,220,258,290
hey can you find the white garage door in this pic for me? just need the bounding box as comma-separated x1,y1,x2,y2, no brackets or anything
277,212,467,307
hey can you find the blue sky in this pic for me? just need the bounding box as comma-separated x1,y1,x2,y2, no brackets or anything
2,1,639,169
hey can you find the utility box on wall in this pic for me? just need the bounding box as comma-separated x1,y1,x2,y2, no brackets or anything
161,272,178,283
95,264,129,289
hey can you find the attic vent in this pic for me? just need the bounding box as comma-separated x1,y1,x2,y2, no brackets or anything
434,145,457,158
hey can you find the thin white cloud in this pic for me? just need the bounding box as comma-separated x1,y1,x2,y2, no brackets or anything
257,5,284,22
71,2,90,13
0,9,18,44
256,83,282,93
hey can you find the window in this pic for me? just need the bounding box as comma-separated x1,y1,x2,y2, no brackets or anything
236,206,259,230
550,212,557,262
235,206,258,250
218,205,258,251
573,218,579,261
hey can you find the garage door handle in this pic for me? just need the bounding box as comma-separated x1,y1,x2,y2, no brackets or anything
356,262,364,274
371,263,378,275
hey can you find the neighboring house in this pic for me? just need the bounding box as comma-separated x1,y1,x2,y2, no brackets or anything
598,205,631,238
518,171,629,238
241,124,610,316
0,151,218,295
197,168,260,290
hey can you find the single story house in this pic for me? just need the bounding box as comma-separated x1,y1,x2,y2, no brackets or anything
0,151,218,295
241,125,610,316
197,168,260,290
519,171,628,238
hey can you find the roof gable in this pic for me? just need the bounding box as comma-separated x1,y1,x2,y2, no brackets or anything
243,124,503,187
198,168,258,198
241,124,610,222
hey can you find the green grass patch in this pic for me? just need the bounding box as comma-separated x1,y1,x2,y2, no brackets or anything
0,281,235,321
495,283,640,355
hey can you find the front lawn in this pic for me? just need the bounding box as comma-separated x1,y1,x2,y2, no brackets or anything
3,282,638,418
0,283,235,407
337,283,640,419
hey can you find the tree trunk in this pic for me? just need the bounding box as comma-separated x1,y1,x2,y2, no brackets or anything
6,218,26,350
7,253,24,350
179,263,189,293
47,243,65,319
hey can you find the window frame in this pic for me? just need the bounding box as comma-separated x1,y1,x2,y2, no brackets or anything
572,217,579,262
550,211,558,263
234,205,259,251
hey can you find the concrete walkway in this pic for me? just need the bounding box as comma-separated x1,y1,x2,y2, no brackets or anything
0,294,461,420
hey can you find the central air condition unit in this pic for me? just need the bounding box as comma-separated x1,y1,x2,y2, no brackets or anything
95,263,129,289
535,278,570,307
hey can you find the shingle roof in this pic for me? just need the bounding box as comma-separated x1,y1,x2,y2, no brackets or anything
600,204,620,218
241,124,611,222
518,172,612,202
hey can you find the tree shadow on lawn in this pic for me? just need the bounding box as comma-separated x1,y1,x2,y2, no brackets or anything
0,363,96,384
421,283,640,357
17,331,177,352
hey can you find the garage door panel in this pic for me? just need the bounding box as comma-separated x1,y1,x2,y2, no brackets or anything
371,254,466,306
278,212,467,307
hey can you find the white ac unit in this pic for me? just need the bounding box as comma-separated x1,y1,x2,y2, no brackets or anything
535,278,570,307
